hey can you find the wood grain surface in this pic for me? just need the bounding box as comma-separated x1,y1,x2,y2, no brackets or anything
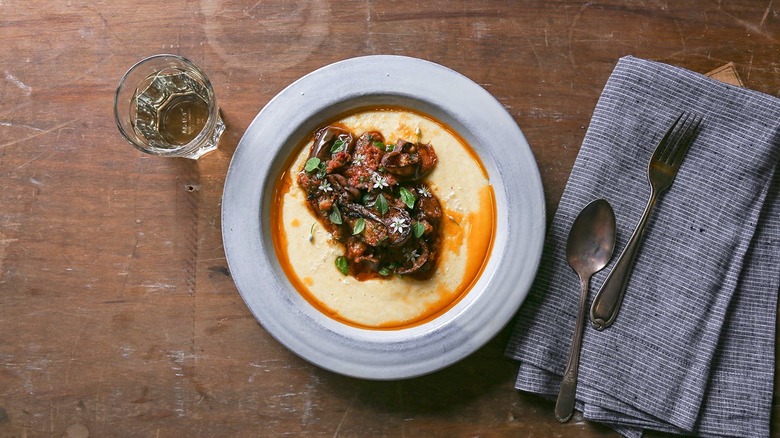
1,1,777,436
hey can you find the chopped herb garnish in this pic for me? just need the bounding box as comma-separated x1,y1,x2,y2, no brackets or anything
308,223,316,242
330,139,346,154
379,263,397,276
352,218,366,235
316,162,327,178
375,193,389,215
372,141,386,151
412,221,425,238
399,187,415,209
335,256,349,275
304,157,321,172
329,205,343,225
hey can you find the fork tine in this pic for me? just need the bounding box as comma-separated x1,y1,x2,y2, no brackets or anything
660,112,693,163
652,113,685,163
668,114,701,168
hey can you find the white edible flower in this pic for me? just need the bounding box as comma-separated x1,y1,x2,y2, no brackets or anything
352,153,366,166
404,248,420,262
389,216,409,234
318,180,333,192
418,186,432,197
371,172,389,190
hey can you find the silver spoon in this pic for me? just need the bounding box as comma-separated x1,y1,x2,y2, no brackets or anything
555,199,616,423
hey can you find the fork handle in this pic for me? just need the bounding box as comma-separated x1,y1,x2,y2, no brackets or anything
589,191,658,330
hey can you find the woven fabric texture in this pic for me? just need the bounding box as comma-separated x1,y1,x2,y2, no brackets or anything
506,56,780,437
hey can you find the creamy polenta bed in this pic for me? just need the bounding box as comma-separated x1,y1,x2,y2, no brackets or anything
272,108,494,329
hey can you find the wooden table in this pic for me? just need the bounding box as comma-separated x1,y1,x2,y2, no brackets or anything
1,1,777,436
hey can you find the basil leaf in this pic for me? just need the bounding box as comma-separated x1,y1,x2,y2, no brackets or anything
329,205,342,225
335,256,349,275
399,187,416,209
304,157,321,172
375,193,389,215
352,218,366,235
330,139,346,154
412,221,425,238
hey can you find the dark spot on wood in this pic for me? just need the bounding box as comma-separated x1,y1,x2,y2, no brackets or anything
208,265,230,277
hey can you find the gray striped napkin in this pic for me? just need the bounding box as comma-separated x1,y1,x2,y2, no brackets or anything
506,56,780,437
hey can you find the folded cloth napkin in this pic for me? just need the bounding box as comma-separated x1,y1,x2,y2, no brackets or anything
506,56,780,438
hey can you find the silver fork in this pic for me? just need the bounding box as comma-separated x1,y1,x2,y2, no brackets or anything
589,112,703,331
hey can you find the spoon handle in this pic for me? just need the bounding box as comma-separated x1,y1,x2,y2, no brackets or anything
555,276,590,423
589,191,658,330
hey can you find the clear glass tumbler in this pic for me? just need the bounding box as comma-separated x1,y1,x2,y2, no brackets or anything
114,54,225,159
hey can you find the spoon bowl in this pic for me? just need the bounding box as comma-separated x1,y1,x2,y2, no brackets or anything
566,200,618,277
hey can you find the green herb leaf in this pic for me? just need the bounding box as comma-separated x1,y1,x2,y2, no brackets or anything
308,223,316,242
373,141,386,151
316,162,327,178
335,256,349,275
329,205,342,225
399,187,416,209
304,157,321,173
379,262,397,277
352,218,366,235
330,139,346,154
412,221,425,238
375,194,389,215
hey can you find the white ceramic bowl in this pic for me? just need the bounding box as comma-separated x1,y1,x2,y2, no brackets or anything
222,55,545,380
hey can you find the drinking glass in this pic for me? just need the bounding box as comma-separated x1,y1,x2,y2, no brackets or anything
114,54,225,159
